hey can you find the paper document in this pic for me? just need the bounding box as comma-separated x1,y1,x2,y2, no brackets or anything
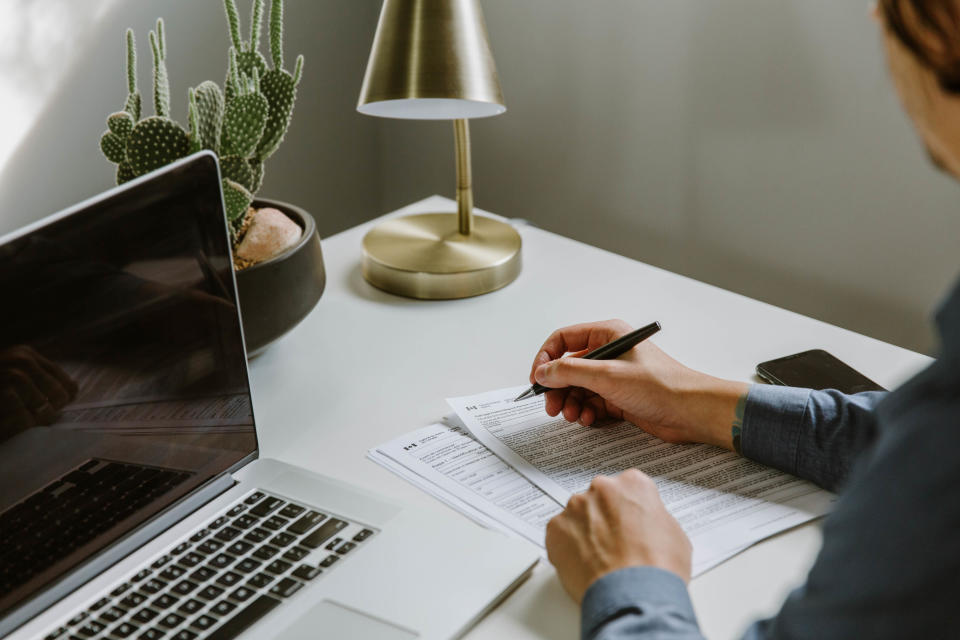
369,418,749,574
448,386,835,569
369,418,561,549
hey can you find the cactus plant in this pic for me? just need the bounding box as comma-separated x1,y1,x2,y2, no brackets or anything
98,0,304,243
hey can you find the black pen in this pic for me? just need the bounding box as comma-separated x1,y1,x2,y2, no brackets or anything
513,321,662,402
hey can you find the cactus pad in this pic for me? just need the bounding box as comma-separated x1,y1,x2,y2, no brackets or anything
193,81,225,152
255,68,296,161
126,116,190,176
222,178,253,226
220,155,255,191
221,93,268,157
107,112,134,138
117,162,137,185
100,131,127,164
248,159,264,192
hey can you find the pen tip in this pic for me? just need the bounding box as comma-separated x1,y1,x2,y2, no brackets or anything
513,390,533,402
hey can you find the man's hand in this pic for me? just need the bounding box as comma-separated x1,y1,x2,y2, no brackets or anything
0,345,78,434
530,319,748,450
545,469,692,604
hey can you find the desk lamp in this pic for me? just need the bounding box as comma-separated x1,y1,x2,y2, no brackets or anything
357,0,521,299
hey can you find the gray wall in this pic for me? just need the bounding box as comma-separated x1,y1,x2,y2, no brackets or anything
2,1,957,354
379,1,960,354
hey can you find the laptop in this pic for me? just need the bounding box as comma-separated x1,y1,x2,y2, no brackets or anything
0,152,539,640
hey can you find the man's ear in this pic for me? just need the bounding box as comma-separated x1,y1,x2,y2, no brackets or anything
871,2,881,23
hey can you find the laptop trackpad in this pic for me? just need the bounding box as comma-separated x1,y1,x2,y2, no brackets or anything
277,600,419,639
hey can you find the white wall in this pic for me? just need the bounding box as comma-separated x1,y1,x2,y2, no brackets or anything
378,1,960,354
2,1,956,354
0,0,382,237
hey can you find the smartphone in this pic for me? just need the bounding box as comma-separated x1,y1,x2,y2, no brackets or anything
756,349,886,394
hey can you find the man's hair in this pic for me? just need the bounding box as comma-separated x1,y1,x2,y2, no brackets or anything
881,0,960,92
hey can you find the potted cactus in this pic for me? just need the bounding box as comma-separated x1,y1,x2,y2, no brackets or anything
98,0,325,356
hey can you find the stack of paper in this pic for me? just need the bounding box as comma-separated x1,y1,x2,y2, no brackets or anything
369,386,835,576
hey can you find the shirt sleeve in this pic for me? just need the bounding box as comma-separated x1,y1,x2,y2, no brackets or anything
739,384,886,491
581,567,704,640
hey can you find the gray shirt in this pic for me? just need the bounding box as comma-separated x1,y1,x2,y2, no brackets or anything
580,277,960,639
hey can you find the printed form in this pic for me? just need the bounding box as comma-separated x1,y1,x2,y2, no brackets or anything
447,386,835,571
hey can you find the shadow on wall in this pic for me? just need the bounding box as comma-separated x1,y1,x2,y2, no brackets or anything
0,0,382,239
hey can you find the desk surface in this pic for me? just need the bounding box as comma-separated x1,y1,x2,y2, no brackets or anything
247,196,931,640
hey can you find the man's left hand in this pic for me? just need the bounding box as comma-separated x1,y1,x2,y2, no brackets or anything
545,469,692,603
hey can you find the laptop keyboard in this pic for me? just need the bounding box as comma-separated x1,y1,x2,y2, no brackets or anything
41,491,377,640
0,459,192,598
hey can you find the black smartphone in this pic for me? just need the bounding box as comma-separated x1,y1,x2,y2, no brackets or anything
756,349,886,394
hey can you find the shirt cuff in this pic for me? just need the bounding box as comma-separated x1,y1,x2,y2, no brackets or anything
740,383,812,475
581,566,697,639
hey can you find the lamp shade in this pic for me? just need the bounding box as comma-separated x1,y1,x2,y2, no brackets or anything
357,0,506,120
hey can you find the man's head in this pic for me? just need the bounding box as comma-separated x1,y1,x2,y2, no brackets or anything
879,0,960,177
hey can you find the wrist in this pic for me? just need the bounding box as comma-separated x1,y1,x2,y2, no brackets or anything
673,374,749,450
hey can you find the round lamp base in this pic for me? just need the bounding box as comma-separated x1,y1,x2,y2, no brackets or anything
362,212,522,299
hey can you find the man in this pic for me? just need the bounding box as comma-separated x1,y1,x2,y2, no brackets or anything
533,2,960,638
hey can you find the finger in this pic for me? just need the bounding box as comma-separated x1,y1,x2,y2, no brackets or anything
579,403,596,427
535,357,617,397
0,388,36,431
529,320,632,381
3,352,71,408
544,389,567,417
0,368,48,413
562,392,582,423
29,350,78,399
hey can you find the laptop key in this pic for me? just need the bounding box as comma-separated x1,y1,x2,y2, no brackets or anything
197,540,223,555
286,511,325,535
171,579,198,596
120,593,147,608
324,537,343,551
177,552,204,568
171,543,190,556
211,600,236,616
268,577,302,598
172,630,198,640
112,621,139,638
233,514,259,530
152,593,179,610
77,620,106,636
138,629,165,640
252,545,279,561
226,504,246,518
198,584,224,600
204,595,280,640
208,516,229,530
247,572,274,589
265,559,291,575
226,541,253,556
243,527,270,543
90,597,110,611
158,612,185,629
229,586,255,602
44,627,68,640
235,557,261,573
319,555,340,568
100,606,127,622
244,492,265,505
159,565,185,581
353,529,374,542
178,599,203,615
132,608,159,624
188,529,209,543
336,542,357,555
132,569,152,583
141,578,167,594
262,515,289,531
301,519,347,549
214,527,241,542
110,583,131,597
189,566,216,583
216,571,242,587
151,555,172,569
282,546,309,562
291,565,320,581
190,614,217,631
270,532,296,547
209,553,235,569
277,504,304,519
249,497,284,518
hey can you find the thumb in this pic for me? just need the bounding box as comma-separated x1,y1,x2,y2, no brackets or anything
535,357,614,395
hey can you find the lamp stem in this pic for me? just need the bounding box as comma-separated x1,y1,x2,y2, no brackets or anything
454,118,473,236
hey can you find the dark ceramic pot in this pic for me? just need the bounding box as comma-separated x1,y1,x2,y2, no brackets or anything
234,199,325,357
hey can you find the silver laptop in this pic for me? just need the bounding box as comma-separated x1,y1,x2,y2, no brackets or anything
0,153,539,640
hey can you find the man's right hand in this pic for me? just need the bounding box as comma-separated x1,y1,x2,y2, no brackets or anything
529,319,748,450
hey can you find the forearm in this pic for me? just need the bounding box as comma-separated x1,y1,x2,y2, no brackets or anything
739,385,885,491
581,567,705,640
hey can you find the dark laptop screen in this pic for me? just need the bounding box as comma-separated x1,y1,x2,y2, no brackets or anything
0,155,256,619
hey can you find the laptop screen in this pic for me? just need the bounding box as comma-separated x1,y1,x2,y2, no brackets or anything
0,155,257,620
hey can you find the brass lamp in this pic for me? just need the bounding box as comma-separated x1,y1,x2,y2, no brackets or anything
357,0,521,299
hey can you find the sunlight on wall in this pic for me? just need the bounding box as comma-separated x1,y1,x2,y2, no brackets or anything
0,0,120,175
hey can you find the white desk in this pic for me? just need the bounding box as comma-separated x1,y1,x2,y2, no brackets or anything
247,196,931,640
